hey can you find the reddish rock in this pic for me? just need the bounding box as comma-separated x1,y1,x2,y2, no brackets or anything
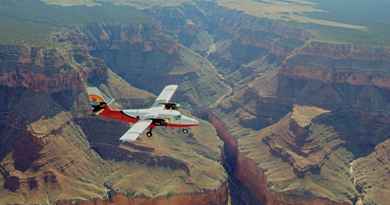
235,153,351,205
280,41,390,89
0,45,85,92
56,182,228,205
207,111,352,205
279,67,390,90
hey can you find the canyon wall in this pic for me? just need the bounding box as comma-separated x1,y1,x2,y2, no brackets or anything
1,1,389,205
0,44,228,205
277,41,390,112
0,45,84,93
56,182,228,205
150,1,310,78
76,23,230,107
207,110,354,205
155,3,390,205
216,40,390,205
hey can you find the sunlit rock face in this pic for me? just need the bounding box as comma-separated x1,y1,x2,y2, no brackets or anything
68,22,229,107
0,45,102,204
149,1,310,75
215,40,390,205
94,4,390,205
277,42,390,112
0,45,84,93
0,43,228,205
1,1,390,205
148,3,390,204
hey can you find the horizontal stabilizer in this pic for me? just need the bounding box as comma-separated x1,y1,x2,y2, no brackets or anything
87,87,113,104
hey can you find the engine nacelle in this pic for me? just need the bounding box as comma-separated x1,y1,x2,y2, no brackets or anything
162,102,180,110
152,118,167,126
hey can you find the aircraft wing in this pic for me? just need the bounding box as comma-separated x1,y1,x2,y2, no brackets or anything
152,85,178,107
119,120,153,142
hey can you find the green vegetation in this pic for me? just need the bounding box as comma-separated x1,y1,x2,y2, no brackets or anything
217,0,390,46
308,26,390,46
307,0,390,46
106,0,190,9
309,0,390,27
0,0,148,45
217,0,365,30
42,0,99,6
43,0,191,8
2,0,388,46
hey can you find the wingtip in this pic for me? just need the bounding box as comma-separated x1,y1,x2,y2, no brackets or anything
119,138,134,143
165,84,178,88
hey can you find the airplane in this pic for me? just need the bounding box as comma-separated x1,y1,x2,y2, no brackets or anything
87,85,200,142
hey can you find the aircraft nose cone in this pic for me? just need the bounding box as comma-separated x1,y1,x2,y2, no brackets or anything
191,118,199,125
182,115,199,125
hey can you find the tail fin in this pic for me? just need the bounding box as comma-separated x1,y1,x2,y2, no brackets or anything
87,87,115,114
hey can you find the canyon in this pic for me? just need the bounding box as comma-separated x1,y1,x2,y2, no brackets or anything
0,1,389,205
0,43,227,205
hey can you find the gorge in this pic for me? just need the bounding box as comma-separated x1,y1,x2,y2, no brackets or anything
0,1,389,205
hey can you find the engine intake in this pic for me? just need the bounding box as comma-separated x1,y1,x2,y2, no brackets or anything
152,119,167,126
163,103,180,110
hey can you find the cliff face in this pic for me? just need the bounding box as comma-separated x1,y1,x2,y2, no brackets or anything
63,5,390,205
216,39,390,204
56,182,228,205
150,4,390,204
352,140,390,205
207,109,352,205
213,104,390,205
0,45,108,204
2,1,390,205
150,1,310,79
235,152,352,205
220,40,390,131
76,23,230,107
0,44,228,205
277,41,390,112
0,45,84,93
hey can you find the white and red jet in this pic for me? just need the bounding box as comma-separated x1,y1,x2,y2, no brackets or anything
87,85,199,142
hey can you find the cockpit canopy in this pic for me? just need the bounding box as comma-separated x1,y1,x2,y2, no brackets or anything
174,115,182,120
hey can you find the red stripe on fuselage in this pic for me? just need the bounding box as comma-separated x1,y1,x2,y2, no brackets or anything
99,107,138,124
98,106,198,128
166,123,199,128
